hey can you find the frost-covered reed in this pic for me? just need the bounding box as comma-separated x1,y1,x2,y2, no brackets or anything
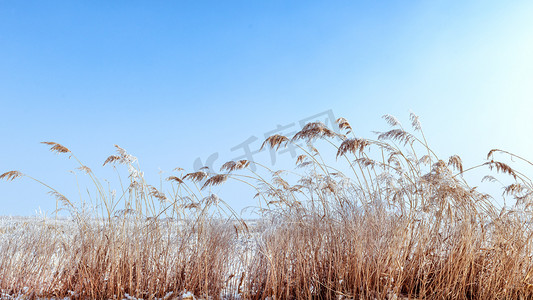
2,113,533,299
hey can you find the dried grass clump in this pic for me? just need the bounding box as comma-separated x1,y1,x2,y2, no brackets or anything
1,113,533,299
0,144,241,299
240,113,533,299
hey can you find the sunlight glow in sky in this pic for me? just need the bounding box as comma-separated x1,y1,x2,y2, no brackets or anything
1,1,532,215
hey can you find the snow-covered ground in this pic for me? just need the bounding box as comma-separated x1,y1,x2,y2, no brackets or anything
0,215,261,300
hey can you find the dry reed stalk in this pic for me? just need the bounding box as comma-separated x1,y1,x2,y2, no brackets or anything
1,114,533,299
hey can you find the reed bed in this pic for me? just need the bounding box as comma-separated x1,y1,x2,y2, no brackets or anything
1,113,533,299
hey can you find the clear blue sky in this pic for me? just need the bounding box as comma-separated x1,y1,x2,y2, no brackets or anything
1,1,532,215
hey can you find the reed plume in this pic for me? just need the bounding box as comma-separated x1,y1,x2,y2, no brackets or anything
0,170,23,181
1,113,533,300
41,141,70,154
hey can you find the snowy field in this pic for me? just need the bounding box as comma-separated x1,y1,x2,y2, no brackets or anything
0,215,262,300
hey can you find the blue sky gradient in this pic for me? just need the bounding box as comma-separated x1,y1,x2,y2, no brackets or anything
1,1,532,215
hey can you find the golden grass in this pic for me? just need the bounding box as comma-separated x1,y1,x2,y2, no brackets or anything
1,113,533,299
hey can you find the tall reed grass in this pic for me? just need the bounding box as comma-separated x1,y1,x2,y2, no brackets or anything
1,113,532,299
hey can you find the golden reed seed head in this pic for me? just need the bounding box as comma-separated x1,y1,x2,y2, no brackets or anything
503,183,526,196
409,112,422,131
295,155,307,165
203,193,220,206
486,160,517,179
166,176,184,184
377,129,415,146
183,171,208,182
220,160,250,172
0,170,23,181
184,202,200,209
335,117,352,133
292,122,336,142
354,157,376,168
220,161,237,172
261,135,289,151
448,155,463,173
48,191,72,208
237,160,250,169
382,114,401,127
41,142,71,154
418,155,431,166
148,186,167,202
482,175,498,183
102,145,138,166
272,176,290,190
336,138,370,158
486,149,502,160
202,174,229,190
76,166,92,174
103,155,120,166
